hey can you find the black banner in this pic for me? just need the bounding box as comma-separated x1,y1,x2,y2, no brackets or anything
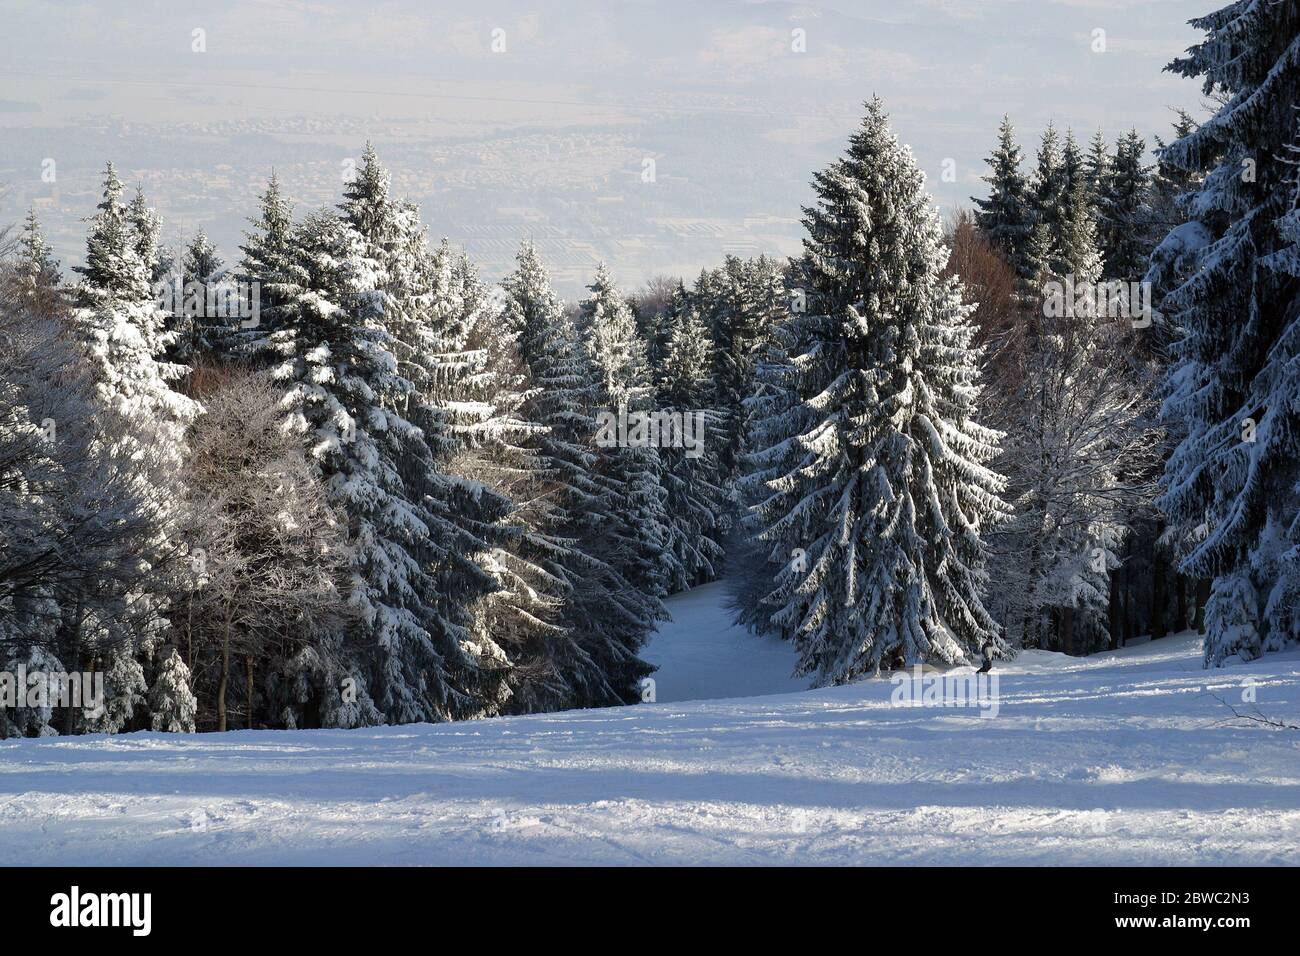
0,866,1286,942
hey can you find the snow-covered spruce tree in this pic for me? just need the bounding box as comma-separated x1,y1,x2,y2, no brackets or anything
731,315,806,632
337,144,514,718
1031,124,1070,248
974,115,1035,280
579,263,674,597
1056,163,1106,286
68,164,198,689
233,172,297,361
502,242,660,705
264,205,507,723
697,255,787,494
656,295,728,590
1,645,65,737
126,186,171,285
73,163,192,395
9,209,63,313
1099,130,1155,283
452,278,582,713
148,646,197,732
1020,136,1106,295
83,647,148,734
1085,130,1110,210
1061,129,1086,201
740,99,1009,682
176,228,227,360
1156,0,1300,665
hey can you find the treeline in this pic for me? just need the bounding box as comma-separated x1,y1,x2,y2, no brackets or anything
0,151,786,734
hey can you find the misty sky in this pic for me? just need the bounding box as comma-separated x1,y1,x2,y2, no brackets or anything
0,0,1208,298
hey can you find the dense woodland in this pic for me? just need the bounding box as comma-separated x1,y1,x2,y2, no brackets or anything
1,0,1297,734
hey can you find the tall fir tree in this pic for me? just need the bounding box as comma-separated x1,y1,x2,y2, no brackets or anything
1156,0,1300,665
126,186,169,285
72,162,195,443
11,209,62,313
578,263,674,597
700,255,786,492
1085,129,1111,210
68,163,200,676
1098,130,1154,282
1032,123,1070,242
342,145,516,718
657,296,727,590
503,243,661,704
973,115,1035,279
236,171,297,359
263,206,506,723
174,228,226,360
740,99,1009,682
1061,129,1086,201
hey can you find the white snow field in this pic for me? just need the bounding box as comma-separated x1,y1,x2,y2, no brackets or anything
640,581,811,702
1,586,1299,866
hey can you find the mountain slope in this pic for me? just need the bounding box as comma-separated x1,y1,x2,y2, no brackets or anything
1,589,1298,865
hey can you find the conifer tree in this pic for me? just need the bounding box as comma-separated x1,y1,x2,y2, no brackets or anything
73,163,195,435
1061,130,1085,198
264,208,504,722
579,263,673,597
657,297,727,590
700,255,786,489
1085,129,1110,209
149,647,197,732
66,164,200,670
334,145,515,717
11,209,62,312
1032,123,1070,242
1099,130,1154,282
236,171,296,358
741,99,1009,682
1156,0,1300,665
974,115,1035,279
173,228,226,360
503,243,660,704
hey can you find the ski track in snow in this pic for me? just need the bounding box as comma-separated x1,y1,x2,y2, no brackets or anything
2,586,1299,865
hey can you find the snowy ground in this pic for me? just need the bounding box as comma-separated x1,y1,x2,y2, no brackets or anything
640,581,810,702
1,587,1299,865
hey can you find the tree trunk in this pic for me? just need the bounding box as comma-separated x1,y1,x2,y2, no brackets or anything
1024,541,1042,649
61,590,86,735
1152,539,1167,640
245,655,254,730
1176,575,1188,633
1194,578,1210,634
1122,539,1136,645
1108,569,1121,650
217,610,232,733
186,592,195,670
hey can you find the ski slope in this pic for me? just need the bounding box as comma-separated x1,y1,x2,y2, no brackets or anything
1,587,1298,866
640,581,810,702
